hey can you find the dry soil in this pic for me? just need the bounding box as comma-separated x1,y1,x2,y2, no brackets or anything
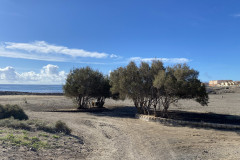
0,91,240,159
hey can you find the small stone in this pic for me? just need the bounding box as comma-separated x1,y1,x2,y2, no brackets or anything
203,150,208,153
30,147,37,152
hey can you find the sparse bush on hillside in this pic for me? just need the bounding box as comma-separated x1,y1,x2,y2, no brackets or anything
0,117,31,130
35,122,56,133
0,104,28,120
0,118,71,135
55,120,72,135
63,67,110,109
110,61,208,117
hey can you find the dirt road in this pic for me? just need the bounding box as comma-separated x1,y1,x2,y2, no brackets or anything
29,106,240,160
1,95,240,159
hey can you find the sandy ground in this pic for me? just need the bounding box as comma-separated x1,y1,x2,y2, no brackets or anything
171,92,240,115
0,93,240,159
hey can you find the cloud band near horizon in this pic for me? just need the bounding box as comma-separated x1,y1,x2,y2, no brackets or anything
129,57,190,63
0,41,191,64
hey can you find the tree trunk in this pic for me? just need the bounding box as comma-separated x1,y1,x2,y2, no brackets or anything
137,107,144,114
96,97,105,108
77,96,83,109
162,102,169,117
153,105,157,117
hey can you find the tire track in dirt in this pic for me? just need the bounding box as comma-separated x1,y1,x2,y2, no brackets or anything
29,110,240,160
29,111,178,159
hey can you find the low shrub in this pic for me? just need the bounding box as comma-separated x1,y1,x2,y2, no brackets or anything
55,120,72,135
0,117,71,135
0,104,28,120
0,118,31,130
35,120,71,135
35,122,56,133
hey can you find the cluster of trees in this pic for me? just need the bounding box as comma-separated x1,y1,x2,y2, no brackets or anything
63,61,208,116
110,61,208,117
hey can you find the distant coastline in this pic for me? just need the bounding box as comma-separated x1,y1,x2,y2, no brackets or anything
0,84,63,95
0,91,63,96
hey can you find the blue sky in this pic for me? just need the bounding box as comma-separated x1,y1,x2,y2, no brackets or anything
0,0,240,84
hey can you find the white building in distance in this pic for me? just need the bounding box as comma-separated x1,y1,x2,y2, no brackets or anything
209,80,238,87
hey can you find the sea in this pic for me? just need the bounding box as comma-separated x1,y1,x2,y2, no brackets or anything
0,84,63,93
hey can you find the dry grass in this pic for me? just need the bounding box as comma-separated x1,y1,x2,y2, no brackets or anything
1,92,240,115
0,127,86,159
0,95,75,112
170,92,240,115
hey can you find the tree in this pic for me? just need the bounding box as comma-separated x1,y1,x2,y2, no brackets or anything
136,61,165,115
149,60,165,116
110,61,164,114
63,67,110,109
153,64,208,117
110,62,143,112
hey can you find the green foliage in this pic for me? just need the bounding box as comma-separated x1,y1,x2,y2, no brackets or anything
38,133,49,137
63,66,110,109
0,104,28,120
52,135,60,139
0,130,6,134
109,67,125,99
110,60,164,114
154,64,208,97
110,61,208,116
0,133,49,151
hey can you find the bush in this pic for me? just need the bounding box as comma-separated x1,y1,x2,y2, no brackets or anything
55,120,71,135
35,122,56,133
0,118,72,135
0,118,31,130
0,104,28,120
35,121,71,134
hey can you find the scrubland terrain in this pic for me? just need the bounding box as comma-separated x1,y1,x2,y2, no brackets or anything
1,88,240,159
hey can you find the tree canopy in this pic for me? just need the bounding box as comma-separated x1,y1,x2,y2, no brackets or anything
63,67,110,109
110,61,208,116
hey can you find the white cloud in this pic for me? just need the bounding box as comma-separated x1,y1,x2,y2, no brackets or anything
0,48,67,62
0,66,18,81
0,64,67,84
110,54,118,58
20,71,39,81
108,70,112,77
0,41,190,66
41,64,59,75
0,41,119,62
4,41,108,58
129,57,190,63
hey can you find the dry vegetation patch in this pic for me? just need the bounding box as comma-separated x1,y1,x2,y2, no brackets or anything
0,118,88,159
0,127,87,159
